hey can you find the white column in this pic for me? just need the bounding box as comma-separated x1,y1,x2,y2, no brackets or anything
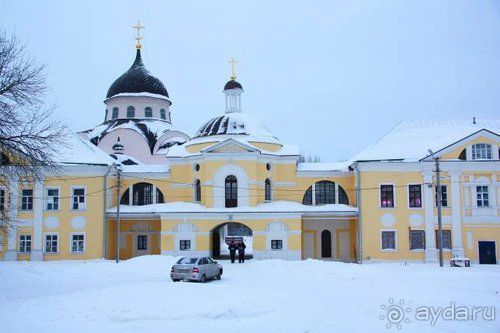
4,180,18,261
423,171,437,261
31,180,44,261
334,183,339,204
450,172,464,257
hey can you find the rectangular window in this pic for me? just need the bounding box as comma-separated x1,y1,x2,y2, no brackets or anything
381,231,396,250
145,107,153,117
71,234,85,253
408,184,422,208
471,143,492,160
21,189,33,210
271,239,283,250
179,240,191,251
435,185,448,207
315,181,335,205
137,235,147,250
435,230,451,249
476,186,489,207
380,185,394,208
160,109,166,120
45,188,59,210
19,234,32,253
44,234,58,253
72,188,86,210
0,189,5,211
112,108,119,119
409,230,425,250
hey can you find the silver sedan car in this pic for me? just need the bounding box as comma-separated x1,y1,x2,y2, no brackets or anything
170,257,223,283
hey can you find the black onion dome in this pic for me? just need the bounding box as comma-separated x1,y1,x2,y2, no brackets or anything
106,49,169,99
224,79,243,91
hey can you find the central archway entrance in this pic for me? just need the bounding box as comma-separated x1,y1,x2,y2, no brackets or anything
211,222,253,260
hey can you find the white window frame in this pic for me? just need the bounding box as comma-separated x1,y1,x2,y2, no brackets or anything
44,187,60,211
70,232,86,254
70,186,87,211
435,229,452,251
20,188,34,211
380,229,398,252
407,183,423,209
18,234,32,253
476,185,490,208
43,232,59,254
270,239,283,251
179,239,191,251
471,143,492,160
379,183,396,208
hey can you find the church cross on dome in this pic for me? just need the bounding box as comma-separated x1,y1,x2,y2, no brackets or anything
132,20,145,49
228,57,238,80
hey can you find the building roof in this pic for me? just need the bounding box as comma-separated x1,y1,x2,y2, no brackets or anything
55,132,114,166
351,119,500,162
224,79,243,91
106,49,169,99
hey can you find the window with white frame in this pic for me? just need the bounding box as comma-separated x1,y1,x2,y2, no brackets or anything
408,184,422,208
21,189,33,210
381,231,396,250
409,230,425,250
435,230,451,249
435,185,448,207
271,239,283,250
380,185,394,208
471,143,492,160
476,186,489,207
71,188,86,210
44,234,58,253
0,188,5,211
71,234,85,253
19,234,31,253
45,188,59,210
179,240,191,251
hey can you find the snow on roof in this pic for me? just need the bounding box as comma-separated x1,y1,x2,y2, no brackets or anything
105,92,171,102
55,132,114,165
297,162,351,172
121,164,169,174
108,200,357,215
351,119,500,162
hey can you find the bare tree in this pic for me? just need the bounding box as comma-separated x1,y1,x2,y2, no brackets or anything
0,31,66,243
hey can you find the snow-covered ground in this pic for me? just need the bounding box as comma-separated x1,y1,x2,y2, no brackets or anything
0,256,498,333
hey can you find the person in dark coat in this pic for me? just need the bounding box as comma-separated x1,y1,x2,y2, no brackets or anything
238,241,246,263
228,240,237,263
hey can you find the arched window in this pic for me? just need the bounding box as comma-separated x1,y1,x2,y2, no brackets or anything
112,107,119,119
225,175,238,208
104,109,108,121
120,182,165,206
145,107,153,118
302,181,349,205
265,178,272,201
194,179,201,202
321,230,332,258
160,108,166,120
127,106,135,118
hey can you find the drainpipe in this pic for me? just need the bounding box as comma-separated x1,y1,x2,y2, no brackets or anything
355,162,363,264
102,165,113,258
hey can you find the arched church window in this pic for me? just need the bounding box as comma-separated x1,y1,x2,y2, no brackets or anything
302,181,348,205
265,178,272,201
145,107,153,118
302,187,313,205
225,175,238,208
339,186,349,205
195,179,201,202
160,108,166,120
127,106,135,118
120,182,165,206
112,107,119,119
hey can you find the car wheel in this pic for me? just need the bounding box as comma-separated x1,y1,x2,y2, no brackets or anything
200,274,206,283
216,269,222,280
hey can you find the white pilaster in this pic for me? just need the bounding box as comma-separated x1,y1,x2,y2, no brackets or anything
30,180,44,261
423,171,437,261
450,172,464,257
4,180,19,260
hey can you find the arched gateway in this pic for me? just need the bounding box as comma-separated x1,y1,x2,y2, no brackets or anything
211,222,253,259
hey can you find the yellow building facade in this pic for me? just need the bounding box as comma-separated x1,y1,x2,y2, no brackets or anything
1,43,498,264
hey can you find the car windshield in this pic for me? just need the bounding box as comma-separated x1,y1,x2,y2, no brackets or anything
177,257,198,265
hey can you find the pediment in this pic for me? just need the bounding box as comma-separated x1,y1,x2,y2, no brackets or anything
202,139,260,154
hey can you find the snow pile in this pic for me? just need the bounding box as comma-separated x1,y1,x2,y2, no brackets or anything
351,119,500,162
0,256,498,332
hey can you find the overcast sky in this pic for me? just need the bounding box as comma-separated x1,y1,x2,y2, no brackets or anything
2,0,500,161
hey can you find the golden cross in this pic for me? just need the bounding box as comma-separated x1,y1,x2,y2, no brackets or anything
228,57,238,80
132,20,145,49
